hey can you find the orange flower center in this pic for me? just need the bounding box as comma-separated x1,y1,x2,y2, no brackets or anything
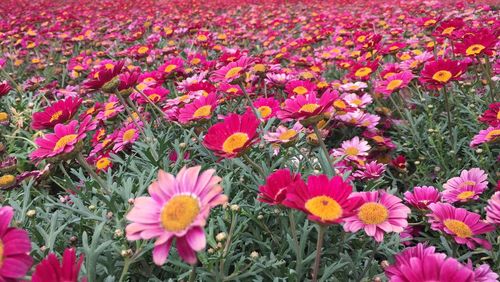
386,79,403,91
164,64,177,73
0,239,4,268
193,105,212,118
197,34,208,41
0,175,15,187
279,129,297,141
358,202,389,225
104,63,114,70
96,157,111,170
457,191,475,200
191,58,201,65
444,219,472,238
345,147,359,156
485,129,500,141
257,106,272,118
225,67,243,79
465,44,485,56
148,94,161,103
293,86,308,95
161,195,200,232
305,195,343,221
372,136,384,143
355,67,372,77
432,70,452,83
138,46,149,54
442,27,455,35
50,110,64,122
222,132,249,154
122,129,136,142
299,103,319,113
54,134,78,151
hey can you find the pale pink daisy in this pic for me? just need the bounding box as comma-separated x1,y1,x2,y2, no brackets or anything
342,93,373,109
344,190,411,242
442,168,488,203
332,136,371,162
126,166,228,265
470,126,500,147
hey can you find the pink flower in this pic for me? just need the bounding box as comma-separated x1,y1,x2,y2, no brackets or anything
31,97,83,130
427,203,494,250
404,186,441,210
332,136,371,163
258,169,302,205
277,91,337,122
211,56,252,84
442,168,488,203
343,190,411,242
32,248,86,282
253,97,280,121
385,243,475,282
0,206,32,281
126,166,227,265
485,191,500,224
470,126,500,147
113,123,140,152
352,161,386,180
178,93,218,124
285,80,317,96
375,71,413,97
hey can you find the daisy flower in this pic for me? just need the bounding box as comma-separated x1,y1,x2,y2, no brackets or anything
83,60,124,91
113,123,140,152
285,80,317,96
126,166,228,265
136,86,169,105
375,71,413,97
385,243,475,282
95,96,125,121
344,190,411,242
32,248,85,282
211,56,252,84
419,59,466,89
30,115,96,163
455,29,496,57
339,82,368,93
264,122,303,144
470,126,500,147
31,97,82,130
427,203,494,250
277,91,337,123
478,102,500,127
178,93,218,124
342,93,372,108
159,57,184,78
471,263,499,282
442,168,488,203
485,191,500,224
404,186,441,210
284,174,361,224
203,111,260,158
0,81,11,98
332,136,371,162
349,60,379,81
352,161,386,180
258,169,302,206
253,97,280,121
0,206,32,281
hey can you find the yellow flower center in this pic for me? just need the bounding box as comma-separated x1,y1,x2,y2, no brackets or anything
386,79,403,91
0,112,8,122
432,70,452,83
465,44,485,56
279,129,297,141
137,46,149,54
96,157,111,170
442,27,455,35
225,67,243,79
299,103,319,113
293,86,308,95
496,110,500,120
227,87,238,94
457,191,475,200
355,67,372,77
104,63,114,70
164,64,177,73
334,100,347,109
372,136,384,143
444,219,472,238
383,72,396,79
345,147,359,156
485,129,500,141
305,195,343,221
253,64,266,72
424,19,436,26
0,175,15,187
160,195,200,232
257,106,272,118
358,202,389,225
197,34,208,41
222,132,249,153
50,110,64,122
0,239,4,268
54,134,78,151
122,129,136,142
148,94,161,102
191,58,201,65
193,105,212,118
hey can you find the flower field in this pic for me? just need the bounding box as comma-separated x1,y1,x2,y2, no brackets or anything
0,0,499,280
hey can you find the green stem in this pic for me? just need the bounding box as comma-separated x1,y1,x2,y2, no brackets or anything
239,82,261,119
356,241,378,282
482,56,497,102
288,211,303,280
311,224,327,282
75,152,110,194
312,124,334,176
242,154,265,177
441,86,453,138
118,258,131,282
188,264,197,282
115,93,147,137
219,212,237,280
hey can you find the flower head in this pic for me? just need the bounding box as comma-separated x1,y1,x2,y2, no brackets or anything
32,248,86,282
485,191,500,225
178,93,218,124
404,186,441,210
442,168,488,203
258,169,301,205
419,59,466,89
126,166,228,265
277,91,337,123
344,190,411,242
31,97,83,130
427,203,494,250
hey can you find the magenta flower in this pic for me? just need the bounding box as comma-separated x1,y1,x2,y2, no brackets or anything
32,248,86,282
427,203,494,250
404,186,441,210
343,190,411,242
0,206,32,281
442,168,488,203
486,191,500,224
126,166,228,265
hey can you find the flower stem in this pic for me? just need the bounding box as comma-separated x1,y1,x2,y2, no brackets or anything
312,124,334,176
288,211,303,280
242,154,265,177
356,241,378,282
311,224,327,282
118,257,131,282
441,86,453,138
75,152,109,194
219,212,237,280
188,264,197,282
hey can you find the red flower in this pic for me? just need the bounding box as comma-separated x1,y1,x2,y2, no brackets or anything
203,111,259,158
31,97,82,130
419,59,466,89
433,18,464,39
455,29,497,57
349,60,379,81
478,102,500,127
285,80,317,96
258,169,302,205
32,248,86,282
277,90,337,122
284,174,361,224
391,154,407,171
83,60,124,91
0,81,11,98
